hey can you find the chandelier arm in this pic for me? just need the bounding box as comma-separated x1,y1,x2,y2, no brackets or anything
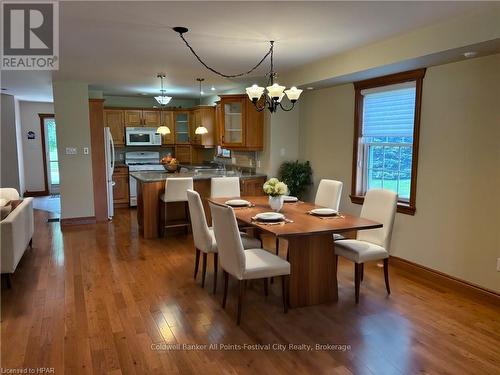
177,33,273,79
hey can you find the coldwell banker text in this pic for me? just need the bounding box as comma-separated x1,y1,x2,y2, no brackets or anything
1,1,59,70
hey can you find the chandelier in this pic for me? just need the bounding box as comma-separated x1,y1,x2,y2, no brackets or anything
173,27,302,113
154,73,172,106
155,73,171,135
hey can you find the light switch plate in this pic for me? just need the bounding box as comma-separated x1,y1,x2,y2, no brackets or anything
65,147,77,155
280,148,285,156
83,147,89,155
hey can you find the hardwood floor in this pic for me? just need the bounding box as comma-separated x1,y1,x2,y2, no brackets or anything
1,209,499,375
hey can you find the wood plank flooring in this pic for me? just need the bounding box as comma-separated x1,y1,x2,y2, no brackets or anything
1,209,499,374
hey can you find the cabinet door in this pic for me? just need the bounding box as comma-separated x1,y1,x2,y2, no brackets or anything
161,111,175,145
215,103,222,145
104,109,125,145
112,172,129,204
124,110,142,126
244,100,264,150
175,112,190,144
190,110,201,144
221,98,245,147
143,110,160,126
241,177,266,196
175,145,192,163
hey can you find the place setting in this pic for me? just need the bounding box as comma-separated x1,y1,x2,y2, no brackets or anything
307,207,345,220
224,199,255,209
251,212,294,226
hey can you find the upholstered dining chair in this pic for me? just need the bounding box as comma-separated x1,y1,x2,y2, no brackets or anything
160,177,193,236
210,177,241,198
209,202,290,325
334,189,397,303
315,179,344,240
187,190,261,293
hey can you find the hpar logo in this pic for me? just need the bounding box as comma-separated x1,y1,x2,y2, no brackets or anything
2,1,59,70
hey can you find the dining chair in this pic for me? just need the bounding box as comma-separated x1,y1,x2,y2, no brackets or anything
315,179,344,240
209,202,290,325
160,177,193,236
211,177,241,198
187,190,261,293
334,189,397,303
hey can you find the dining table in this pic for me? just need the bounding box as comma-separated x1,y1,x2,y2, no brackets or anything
208,196,383,308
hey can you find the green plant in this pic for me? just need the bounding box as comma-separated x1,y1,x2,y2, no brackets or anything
278,160,313,198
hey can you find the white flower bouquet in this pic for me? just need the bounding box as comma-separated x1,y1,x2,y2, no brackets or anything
263,178,288,197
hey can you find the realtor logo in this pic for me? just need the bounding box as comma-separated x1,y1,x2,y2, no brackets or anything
2,1,59,70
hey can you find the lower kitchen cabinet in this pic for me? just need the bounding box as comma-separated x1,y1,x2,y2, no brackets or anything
240,176,266,196
113,165,130,208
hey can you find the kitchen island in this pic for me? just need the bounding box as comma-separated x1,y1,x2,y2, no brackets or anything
130,171,267,238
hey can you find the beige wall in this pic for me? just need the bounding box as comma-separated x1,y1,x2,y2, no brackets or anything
1,94,21,192
298,54,500,292
53,81,95,219
19,101,54,192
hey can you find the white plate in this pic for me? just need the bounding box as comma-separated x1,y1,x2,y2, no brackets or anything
310,208,338,216
255,212,285,222
225,199,251,207
283,195,298,202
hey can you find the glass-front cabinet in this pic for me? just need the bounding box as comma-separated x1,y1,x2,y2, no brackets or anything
175,112,190,144
221,97,245,147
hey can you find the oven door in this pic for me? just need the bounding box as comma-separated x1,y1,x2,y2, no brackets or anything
126,128,155,146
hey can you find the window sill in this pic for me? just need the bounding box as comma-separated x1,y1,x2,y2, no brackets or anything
350,195,416,215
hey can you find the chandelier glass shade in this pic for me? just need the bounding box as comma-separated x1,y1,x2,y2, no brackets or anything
156,126,171,135
155,73,172,135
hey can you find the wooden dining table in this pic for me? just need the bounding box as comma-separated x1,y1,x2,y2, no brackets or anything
209,196,383,308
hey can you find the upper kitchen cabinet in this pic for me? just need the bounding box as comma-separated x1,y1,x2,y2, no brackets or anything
160,110,175,146
218,94,263,150
175,111,190,144
104,109,125,146
124,109,160,126
190,106,215,147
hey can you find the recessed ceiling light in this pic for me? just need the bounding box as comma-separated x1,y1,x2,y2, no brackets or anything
463,51,477,58
211,86,215,91
306,87,314,90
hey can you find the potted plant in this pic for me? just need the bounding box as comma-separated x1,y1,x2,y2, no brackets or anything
263,178,288,212
278,160,313,199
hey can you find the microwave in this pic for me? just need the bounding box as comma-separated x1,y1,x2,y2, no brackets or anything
125,127,162,146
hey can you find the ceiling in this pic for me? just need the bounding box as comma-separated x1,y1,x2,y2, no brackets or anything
1,1,493,102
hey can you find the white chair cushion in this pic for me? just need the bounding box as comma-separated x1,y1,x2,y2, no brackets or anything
242,249,290,280
334,239,388,263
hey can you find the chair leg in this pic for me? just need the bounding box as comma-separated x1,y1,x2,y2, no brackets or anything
163,202,167,238
263,278,268,297
360,263,364,281
213,253,218,294
271,237,280,284
29,238,33,249
237,280,245,325
201,253,207,288
1,274,12,289
383,258,391,295
184,202,190,234
354,263,361,304
222,271,229,308
194,248,200,279
281,275,288,313
335,255,338,271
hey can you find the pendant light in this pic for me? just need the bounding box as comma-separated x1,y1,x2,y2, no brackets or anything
195,78,208,135
155,73,171,135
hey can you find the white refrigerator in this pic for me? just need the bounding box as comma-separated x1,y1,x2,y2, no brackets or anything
104,127,115,219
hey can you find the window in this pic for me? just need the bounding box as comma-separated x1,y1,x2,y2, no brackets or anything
350,69,425,215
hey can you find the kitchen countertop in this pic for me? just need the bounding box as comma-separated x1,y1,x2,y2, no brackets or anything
130,171,267,183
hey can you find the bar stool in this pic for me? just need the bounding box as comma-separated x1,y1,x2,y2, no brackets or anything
160,177,193,236
210,177,241,198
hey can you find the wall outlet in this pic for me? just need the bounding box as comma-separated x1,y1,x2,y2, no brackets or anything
65,147,77,155
497,258,500,272
249,159,253,167
257,160,261,168
231,157,236,164
83,147,89,155
280,148,286,156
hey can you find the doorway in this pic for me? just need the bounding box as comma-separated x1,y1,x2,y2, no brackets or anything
39,114,60,194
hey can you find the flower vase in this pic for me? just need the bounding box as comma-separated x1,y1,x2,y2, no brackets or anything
268,195,284,212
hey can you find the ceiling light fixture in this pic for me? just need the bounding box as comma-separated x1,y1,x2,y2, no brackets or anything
463,51,477,58
154,73,172,106
211,86,215,91
195,78,208,135
173,27,301,113
155,73,171,135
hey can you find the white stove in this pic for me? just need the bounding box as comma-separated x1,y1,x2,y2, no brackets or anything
125,151,164,206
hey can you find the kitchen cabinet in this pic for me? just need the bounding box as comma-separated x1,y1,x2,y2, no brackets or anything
218,94,263,150
124,109,160,127
240,176,266,196
112,165,129,208
175,112,190,144
160,110,175,146
104,109,125,146
175,144,193,164
190,106,215,147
